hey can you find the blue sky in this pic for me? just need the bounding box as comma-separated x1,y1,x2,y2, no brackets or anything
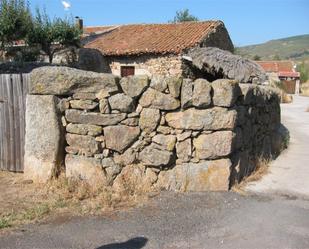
29,0,309,47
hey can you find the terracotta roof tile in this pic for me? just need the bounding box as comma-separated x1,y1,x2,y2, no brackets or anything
84,21,222,56
256,61,295,73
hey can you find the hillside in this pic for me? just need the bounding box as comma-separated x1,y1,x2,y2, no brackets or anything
236,34,309,61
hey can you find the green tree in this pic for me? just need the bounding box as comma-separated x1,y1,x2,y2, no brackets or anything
27,8,81,63
297,61,309,83
253,55,261,61
272,54,281,61
170,9,199,23
0,0,32,49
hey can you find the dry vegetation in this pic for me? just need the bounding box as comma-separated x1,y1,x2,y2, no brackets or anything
232,159,270,195
0,171,150,232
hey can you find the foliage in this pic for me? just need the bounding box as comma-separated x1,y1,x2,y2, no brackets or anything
253,55,261,61
297,61,309,83
170,9,199,23
0,0,32,48
272,54,281,61
27,8,81,63
235,34,309,61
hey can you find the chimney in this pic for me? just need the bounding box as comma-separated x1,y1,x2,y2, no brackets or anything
75,16,83,31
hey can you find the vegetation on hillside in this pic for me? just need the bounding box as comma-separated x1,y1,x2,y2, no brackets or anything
236,34,309,82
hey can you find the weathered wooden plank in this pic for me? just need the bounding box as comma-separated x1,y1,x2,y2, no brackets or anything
0,73,29,172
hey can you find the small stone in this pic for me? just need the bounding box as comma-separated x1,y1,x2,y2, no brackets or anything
70,99,98,110
152,134,176,151
61,116,67,127
193,131,235,159
139,108,161,133
104,125,140,153
150,75,168,92
136,104,143,114
128,112,139,118
192,79,212,108
212,79,241,107
73,92,96,100
139,143,173,167
160,115,166,125
167,76,182,98
121,117,139,126
103,149,110,157
157,126,172,135
58,98,70,113
99,99,110,114
177,131,192,141
65,146,79,155
95,135,105,142
139,88,180,110
176,138,191,162
66,123,102,136
181,79,193,109
66,133,100,156
120,75,149,98
108,93,135,113
114,148,136,166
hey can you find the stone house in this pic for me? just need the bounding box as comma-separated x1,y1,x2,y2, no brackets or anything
256,60,300,94
83,21,234,77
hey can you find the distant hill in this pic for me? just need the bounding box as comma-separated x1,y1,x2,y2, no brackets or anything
236,34,309,61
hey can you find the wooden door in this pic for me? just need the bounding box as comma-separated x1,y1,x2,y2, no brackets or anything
121,66,135,77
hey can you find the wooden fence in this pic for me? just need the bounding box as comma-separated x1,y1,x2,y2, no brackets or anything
0,74,29,172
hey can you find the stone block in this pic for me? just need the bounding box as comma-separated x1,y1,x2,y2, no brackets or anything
176,138,191,162
192,78,212,108
108,93,135,113
152,134,176,151
66,123,102,136
139,108,161,133
156,159,231,191
181,79,193,109
65,109,126,126
66,133,100,156
166,107,237,130
212,79,241,107
30,66,118,95
104,125,140,153
139,143,173,167
120,75,149,98
24,95,64,183
139,88,180,110
193,131,235,159
70,99,98,110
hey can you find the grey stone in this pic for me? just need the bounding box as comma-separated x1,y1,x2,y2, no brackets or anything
166,107,237,130
139,88,180,110
157,126,172,135
167,76,182,98
70,99,98,110
152,134,176,151
139,143,173,167
73,92,96,100
65,109,126,126
66,133,100,156
24,95,64,183
212,79,241,107
58,98,70,113
177,131,192,142
176,138,192,163
104,125,140,153
120,75,149,98
150,75,168,92
101,158,121,184
66,123,102,136
30,66,118,95
99,99,110,114
192,79,212,108
121,117,139,126
114,148,136,166
108,93,135,113
193,131,235,159
65,155,106,183
156,159,231,191
181,79,193,109
139,108,161,133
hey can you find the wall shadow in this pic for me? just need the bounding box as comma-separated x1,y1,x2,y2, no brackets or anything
96,237,148,249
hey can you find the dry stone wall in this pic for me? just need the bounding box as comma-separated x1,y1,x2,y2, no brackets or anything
25,66,282,191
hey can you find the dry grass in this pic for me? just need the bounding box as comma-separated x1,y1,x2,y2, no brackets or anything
232,159,270,195
0,171,149,232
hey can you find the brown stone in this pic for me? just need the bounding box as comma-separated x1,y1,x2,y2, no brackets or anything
66,123,102,136
166,107,237,130
120,75,149,98
104,125,140,153
139,88,180,110
192,79,212,108
108,93,135,113
193,131,235,159
66,133,100,156
139,143,173,167
176,138,191,162
212,79,241,107
152,134,176,151
139,108,161,133
65,109,126,126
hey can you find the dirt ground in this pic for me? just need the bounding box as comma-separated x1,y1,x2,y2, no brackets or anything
0,171,146,232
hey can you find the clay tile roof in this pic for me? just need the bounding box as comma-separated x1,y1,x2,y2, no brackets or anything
256,61,295,73
84,21,222,56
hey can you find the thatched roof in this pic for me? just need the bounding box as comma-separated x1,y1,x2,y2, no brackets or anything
183,47,266,83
